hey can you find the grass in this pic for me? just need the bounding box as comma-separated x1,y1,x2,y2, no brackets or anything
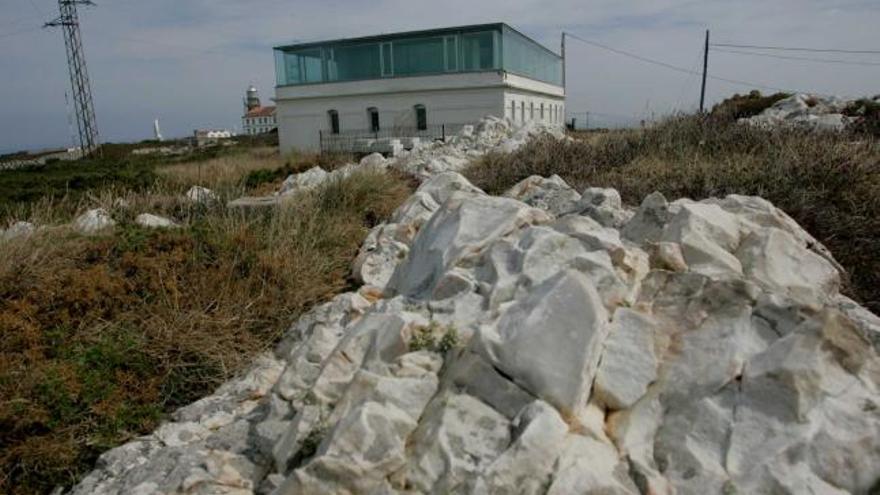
0,145,410,494
464,114,880,314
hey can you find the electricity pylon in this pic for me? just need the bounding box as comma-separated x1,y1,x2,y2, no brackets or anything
45,0,100,157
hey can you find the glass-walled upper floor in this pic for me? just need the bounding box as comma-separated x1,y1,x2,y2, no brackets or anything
274,24,562,87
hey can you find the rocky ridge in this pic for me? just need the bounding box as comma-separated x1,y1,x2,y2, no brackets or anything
70,120,880,494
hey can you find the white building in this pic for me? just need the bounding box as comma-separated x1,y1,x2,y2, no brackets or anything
193,129,233,147
273,23,565,153
242,86,278,135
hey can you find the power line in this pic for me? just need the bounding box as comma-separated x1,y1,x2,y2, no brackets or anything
563,32,808,95
0,25,42,39
711,47,880,67
711,43,880,55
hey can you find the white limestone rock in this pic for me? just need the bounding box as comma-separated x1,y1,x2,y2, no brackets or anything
468,400,569,495
477,269,609,419
503,174,581,216
594,308,658,410
359,152,387,169
660,202,744,278
278,166,328,196
185,186,217,203
351,223,409,289
736,227,840,305
576,187,633,228
388,193,550,297
135,213,178,228
1,220,35,241
404,392,511,493
547,435,640,495
73,208,116,234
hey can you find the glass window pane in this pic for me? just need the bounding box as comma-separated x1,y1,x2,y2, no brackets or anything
382,43,393,76
332,43,382,81
392,36,445,76
445,36,458,71
274,50,286,86
461,31,496,70
502,27,562,85
300,49,323,83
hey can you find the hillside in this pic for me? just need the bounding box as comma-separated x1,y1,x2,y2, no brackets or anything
49,117,880,494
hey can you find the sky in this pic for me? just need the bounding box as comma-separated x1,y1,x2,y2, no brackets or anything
1,0,879,152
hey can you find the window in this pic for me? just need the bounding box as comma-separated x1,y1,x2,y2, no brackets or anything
461,31,497,70
328,110,340,134
368,107,380,132
328,43,382,81
540,103,545,121
394,36,445,75
414,105,427,130
520,101,525,123
530,102,534,120
444,36,458,71
509,100,516,121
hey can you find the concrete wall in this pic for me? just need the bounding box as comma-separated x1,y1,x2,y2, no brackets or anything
275,71,563,152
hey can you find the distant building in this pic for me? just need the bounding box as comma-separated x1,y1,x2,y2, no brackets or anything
242,86,277,135
272,23,565,153
193,129,233,147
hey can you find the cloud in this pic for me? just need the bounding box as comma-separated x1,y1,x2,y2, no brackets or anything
1,0,878,151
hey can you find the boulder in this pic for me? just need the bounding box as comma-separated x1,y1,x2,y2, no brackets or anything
185,186,216,203
476,269,609,419
593,308,658,410
1,221,35,241
135,213,178,228
404,393,511,493
575,187,632,228
73,208,116,234
358,152,387,169
503,174,581,216
388,193,549,298
278,166,328,196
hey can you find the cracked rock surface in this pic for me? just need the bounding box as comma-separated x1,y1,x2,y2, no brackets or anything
71,120,880,495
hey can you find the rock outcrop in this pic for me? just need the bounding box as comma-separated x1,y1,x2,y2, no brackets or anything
73,208,116,234
739,93,873,131
71,123,880,495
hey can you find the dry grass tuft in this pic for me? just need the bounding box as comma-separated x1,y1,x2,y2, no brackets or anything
465,114,880,313
0,168,411,494
156,147,285,191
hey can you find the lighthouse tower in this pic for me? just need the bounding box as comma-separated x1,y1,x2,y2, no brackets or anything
245,85,261,112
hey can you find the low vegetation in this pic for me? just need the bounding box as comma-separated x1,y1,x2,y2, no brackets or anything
0,146,411,494
709,90,791,120
465,114,880,313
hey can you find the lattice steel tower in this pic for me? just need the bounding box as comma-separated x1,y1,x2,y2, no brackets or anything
45,0,100,156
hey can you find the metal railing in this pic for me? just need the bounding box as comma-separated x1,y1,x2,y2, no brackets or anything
319,123,469,154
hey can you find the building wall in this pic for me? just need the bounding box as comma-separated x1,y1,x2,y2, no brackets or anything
275,71,563,152
242,115,278,135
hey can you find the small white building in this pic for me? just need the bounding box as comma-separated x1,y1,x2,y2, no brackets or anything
242,86,278,135
193,129,233,147
273,23,565,153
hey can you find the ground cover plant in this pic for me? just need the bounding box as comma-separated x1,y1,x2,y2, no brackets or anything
0,146,411,494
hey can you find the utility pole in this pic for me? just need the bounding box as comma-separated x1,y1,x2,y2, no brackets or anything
699,29,709,113
45,0,100,157
561,32,566,90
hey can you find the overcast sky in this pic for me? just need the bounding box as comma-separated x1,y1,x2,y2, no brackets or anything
2,0,879,152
